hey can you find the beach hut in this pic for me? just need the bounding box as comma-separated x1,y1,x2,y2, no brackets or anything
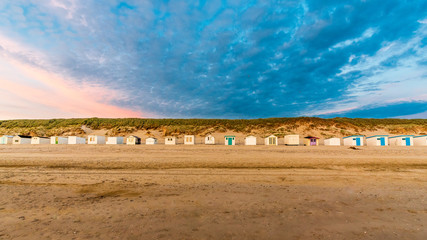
343,135,364,146
165,136,176,145
265,135,278,146
245,136,257,145
389,135,413,146
205,135,215,145
324,138,341,146
12,135,32,144
0,135,13,144
224,136,235,145
366,135,388,146
184,135,195,145
126,136,141,145
146,137,157,145
106,137,124,145
87,135,105,145
284,135,299,146
31,137,50,144
50,136,68,145
413,135,427,146
304,136,319,146
68,136,86,144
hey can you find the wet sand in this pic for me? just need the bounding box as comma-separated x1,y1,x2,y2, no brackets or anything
0,145,426,239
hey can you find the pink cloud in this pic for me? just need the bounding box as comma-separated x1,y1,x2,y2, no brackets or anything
0,42,144,119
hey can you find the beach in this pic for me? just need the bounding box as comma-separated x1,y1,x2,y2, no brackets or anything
0,145,426,239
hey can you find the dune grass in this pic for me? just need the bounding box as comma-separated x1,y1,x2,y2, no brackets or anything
1,117,426,137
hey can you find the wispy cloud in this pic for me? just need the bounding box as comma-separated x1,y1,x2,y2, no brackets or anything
331,28,377,49
312,22,427,117
0,34,143,119
0,0,426,119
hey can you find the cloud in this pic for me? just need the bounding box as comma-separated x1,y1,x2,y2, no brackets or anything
0,34,144,119
316,101,427,118
331,28,377,49
0,0,426,119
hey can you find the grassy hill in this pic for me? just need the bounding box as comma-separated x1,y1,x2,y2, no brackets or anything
0,117,426,138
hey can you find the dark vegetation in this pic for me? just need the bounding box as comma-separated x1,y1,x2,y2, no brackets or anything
0,117,426,137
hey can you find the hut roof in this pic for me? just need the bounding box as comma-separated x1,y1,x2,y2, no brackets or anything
343,135,364,139
389,135,414,138
16,135,32,138
414,135,427,138
366,135,389,139
304,136,319,139
128,135,141,139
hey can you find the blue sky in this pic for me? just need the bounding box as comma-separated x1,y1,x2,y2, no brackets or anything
0,0,426,119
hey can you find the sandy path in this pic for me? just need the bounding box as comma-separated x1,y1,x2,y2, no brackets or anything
0,145,426,239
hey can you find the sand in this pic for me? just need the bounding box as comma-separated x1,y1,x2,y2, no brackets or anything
0,145,426,239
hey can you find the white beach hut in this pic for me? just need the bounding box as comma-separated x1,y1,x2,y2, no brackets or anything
389,135,413,146
184,135,195,145
146,137,158,145
366,135,388,146
224,136,235,145
343,135,364,146
12,135,32,144
126,136,141,145
165,136,176,145
205,135,215,145
413,135,427,146
0,135,14,144
265,135,278,145
31,137,50,144
284,135,299,146
106,137,124,145
324,138,341,146
51,136,68,145
245,136,257,145
87,135,105,145
68,136,86,144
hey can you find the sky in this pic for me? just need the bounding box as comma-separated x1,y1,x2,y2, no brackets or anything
0,0,426,119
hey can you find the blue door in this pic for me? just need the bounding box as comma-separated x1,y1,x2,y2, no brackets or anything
380,137,385,146
355,138,361,146
405,138,410,146
228,138,232,145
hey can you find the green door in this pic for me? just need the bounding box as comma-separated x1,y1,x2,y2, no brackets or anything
55,137,58,144
228,138,232,145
